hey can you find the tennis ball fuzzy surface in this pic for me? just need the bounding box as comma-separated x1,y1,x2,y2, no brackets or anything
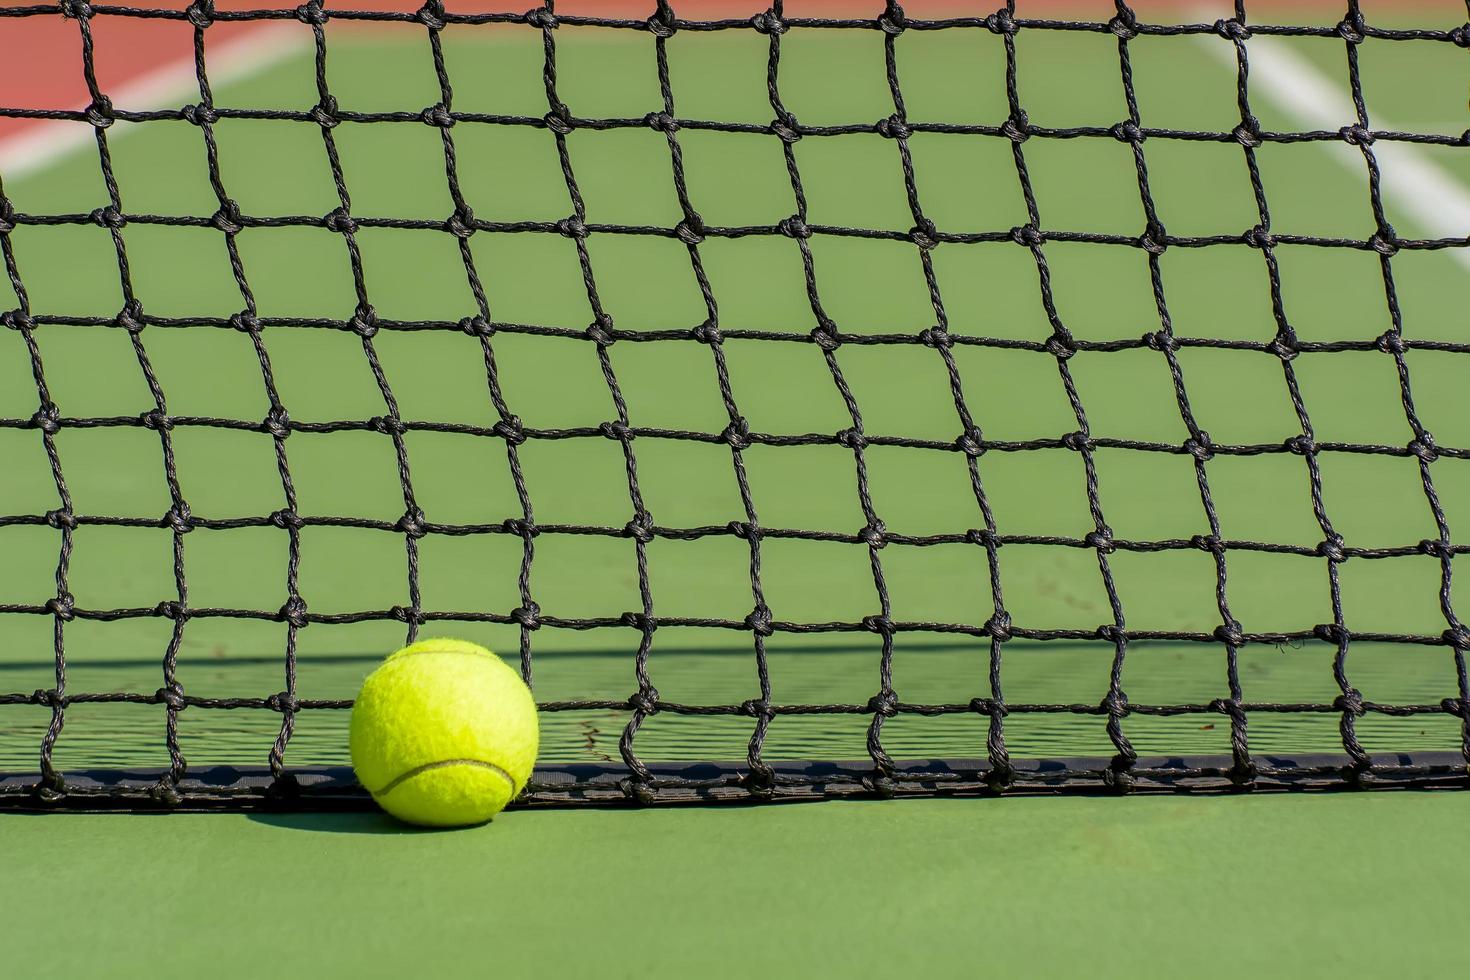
350,638,539,827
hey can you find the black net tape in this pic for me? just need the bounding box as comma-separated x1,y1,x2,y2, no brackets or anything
1,1,1468,810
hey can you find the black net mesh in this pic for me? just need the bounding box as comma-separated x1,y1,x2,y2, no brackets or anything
1,0,1468,809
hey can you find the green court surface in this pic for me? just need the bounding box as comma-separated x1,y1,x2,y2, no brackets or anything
3,792,1467,979
2,4,1469,972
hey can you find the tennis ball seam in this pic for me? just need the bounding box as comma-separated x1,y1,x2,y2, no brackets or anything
371,757,518,798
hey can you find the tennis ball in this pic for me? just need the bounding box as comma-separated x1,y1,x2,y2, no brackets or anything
350,638,538,827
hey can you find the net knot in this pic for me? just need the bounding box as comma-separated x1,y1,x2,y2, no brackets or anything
674,217,705,245
1183,433,1214,461
858,521,887,548
1010,224,1043,247
876,114,912,140
1368,228,1399,256
1108,12,1138,40
1214,18,1250,41
600,419,632,443
2,309,34,331
908,219,938,250
967,527,1000,548
32,406,62,436
1442,695,1470,718
1242,224,1275,250
420,103,455,131
416,2,447,31
524,6,557,29
739,698,771,718
646,10,677,38
45,509,77,532
877,2,906,34
210,203,244,234
1110,120,1143,144
266,691,300,713
270,509,303,530
279,596,309,628
83,97,115,129
1267,331,1299,361
770,113,802,143
502,517,537,539
1060,430,1092,452
1140,221,1167,254
309,98,340,129
31,688,64,709
115,301,146,334
984,8,1017,36
511,602,542,629
644,111,678,134
46,593,76,622
1333,689,1366,716
750,10,787,36
918,326,950,349
389,605,425,626
1100,690,1129,715
779,214,811,239
983,611,1012,641
1410,433,1444,463
1452,24,1470,49
1338,124,1373,147
156,683,187,712
459,314,493,337
1374,330,1406,355
350,304,379,337
395,509,427,539
0,201,15,234
492,416,526,446
835,427,866,450
163,505,195,534
1085,529,1115,554
956,427,986,457
1143,330,1176,352
1045,333,1076,359
1095,624,1124,644
1001,112,1031,143
627,686,660,713
557,215,589,240
867,691,899,716
183,103,221,127
543,107,575,135
1335,16,1365,45
139,409,172,432
263,407,292,439
370,414,406,437
971,696,1003,717
1191,533,1224,554
295,2,328,27
745,605,774,637
1284,433,1315,455
60,0,94,19
1213,621,1244,646
91,205,125,230
444,207,477,239
1443,625,1470,650
721,418,751,450
1314,622,1348,644
862,614,895,636
623,514,655,543
1232,122,1263,149
810,322,841,350
324,207,358,235
691,320,722,345
1419,537,1452,559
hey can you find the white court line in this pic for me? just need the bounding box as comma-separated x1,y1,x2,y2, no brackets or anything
1194,22,1470,272
0,22,308,183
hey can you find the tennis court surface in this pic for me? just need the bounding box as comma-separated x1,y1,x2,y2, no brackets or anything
1,0,1467,973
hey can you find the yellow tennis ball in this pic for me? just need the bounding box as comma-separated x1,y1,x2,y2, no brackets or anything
349,638,538,827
